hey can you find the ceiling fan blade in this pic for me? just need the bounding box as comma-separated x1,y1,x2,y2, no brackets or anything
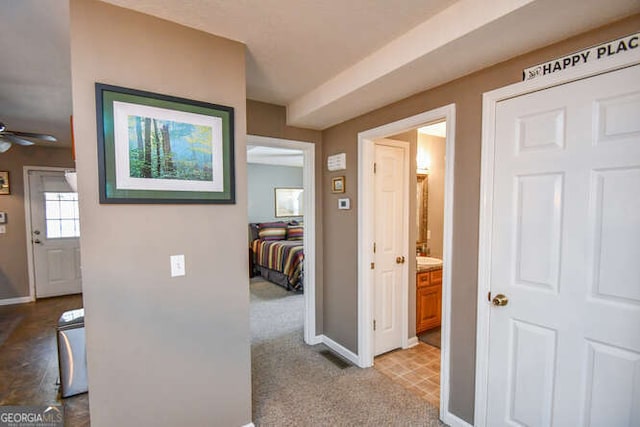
10,131,57,142
1,134,35,146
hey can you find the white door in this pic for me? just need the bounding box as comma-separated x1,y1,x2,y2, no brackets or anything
486,65,640,426
28,170,82,298
374,140,407,355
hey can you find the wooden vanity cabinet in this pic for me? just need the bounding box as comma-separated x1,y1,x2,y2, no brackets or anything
416,268,442,334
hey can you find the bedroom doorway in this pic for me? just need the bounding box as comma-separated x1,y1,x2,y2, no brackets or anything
246,134,316,344
357,104,456,422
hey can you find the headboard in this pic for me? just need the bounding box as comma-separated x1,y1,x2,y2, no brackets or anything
248,223,261,243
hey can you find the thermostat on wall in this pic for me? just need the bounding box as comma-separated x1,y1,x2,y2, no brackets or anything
0,212,6,224
338,198,350,210
327,153,346,171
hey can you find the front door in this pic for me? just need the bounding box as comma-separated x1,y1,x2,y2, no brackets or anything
486,64,640,426
373,140,407,356
28,170,82,298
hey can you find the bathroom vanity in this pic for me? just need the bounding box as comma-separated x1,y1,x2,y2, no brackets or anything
416,265,442,334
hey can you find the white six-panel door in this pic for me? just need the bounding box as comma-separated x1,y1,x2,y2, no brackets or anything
28,170,82,298
373,141,406,355
486,64,640,426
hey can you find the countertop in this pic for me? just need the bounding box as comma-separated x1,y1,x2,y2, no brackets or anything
416,264,443,273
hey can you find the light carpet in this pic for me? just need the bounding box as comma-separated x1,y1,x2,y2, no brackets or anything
250,278,445,426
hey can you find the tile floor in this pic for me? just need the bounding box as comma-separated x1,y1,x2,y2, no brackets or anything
374,342,441,407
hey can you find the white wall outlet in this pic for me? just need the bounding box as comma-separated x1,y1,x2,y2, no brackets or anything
427,230,431,239
170,254,185,277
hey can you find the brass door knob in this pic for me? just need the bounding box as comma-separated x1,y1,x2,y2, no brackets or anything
492,294,509,306
396,256,406,264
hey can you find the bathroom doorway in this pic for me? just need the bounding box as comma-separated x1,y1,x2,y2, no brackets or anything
357,104,456,422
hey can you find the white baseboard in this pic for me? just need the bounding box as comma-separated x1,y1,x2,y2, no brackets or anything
442,411,473,427
307,334,323,345
319,334,360,366
405,336,419,348
241,423,255,427
0,296,33,306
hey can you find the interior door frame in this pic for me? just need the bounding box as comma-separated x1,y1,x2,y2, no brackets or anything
247,134,317,344
23,166,74,301
357,103,456,422
474,48,640,427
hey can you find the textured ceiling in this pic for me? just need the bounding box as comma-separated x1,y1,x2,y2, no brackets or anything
0,0,638,146
0,0,72,145
101,0,456,105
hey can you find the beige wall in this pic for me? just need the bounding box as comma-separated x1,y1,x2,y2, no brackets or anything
419,133,445,258
70,1,251,426
0,146,74,300
320,15,640,424
247,100,325,333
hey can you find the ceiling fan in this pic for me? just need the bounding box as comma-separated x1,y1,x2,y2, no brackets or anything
0,122,58,153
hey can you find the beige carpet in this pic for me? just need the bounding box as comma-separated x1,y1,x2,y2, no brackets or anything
250,278,445,426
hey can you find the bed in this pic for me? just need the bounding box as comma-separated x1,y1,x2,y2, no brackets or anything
249,222,304,292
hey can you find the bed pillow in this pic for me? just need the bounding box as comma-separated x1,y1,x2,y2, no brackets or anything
287,225,304,241
258,222,287,241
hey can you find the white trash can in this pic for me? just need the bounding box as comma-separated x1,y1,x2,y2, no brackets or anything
57,308,88,398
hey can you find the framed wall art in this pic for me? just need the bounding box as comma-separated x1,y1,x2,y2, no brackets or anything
331,176,345,193
95,83,235,204
274,188,303,218
0,171,9,195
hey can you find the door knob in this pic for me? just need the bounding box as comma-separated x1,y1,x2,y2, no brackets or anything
33,239,42,245
33,230,40,235
396,256,406,264
492,294,509,306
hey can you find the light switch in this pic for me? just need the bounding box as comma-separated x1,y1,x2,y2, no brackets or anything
0,225,5,234
427,230,431,239
170,255,185,277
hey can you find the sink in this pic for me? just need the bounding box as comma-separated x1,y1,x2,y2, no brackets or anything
416,256,443,267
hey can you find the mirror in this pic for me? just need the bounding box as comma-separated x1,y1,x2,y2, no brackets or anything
417,174,428,254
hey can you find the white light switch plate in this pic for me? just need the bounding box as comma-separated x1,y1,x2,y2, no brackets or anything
0,225,5,234
170,255,185,277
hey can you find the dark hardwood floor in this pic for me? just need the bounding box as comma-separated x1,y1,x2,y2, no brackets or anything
0,295,90,426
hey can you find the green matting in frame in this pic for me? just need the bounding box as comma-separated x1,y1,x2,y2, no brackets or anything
95,83,235,204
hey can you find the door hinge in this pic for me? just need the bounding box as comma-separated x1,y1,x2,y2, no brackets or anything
373,320,377,331
374,163,377,173
373,242,376,253
370,262,375,269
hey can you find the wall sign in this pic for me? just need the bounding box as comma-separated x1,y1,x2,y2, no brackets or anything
523,32,639,81
327,153,346,171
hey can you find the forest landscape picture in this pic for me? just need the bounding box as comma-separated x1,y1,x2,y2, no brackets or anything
96,83,235,204
127,115,213,182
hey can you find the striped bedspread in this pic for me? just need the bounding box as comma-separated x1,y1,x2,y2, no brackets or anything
251,239,304,291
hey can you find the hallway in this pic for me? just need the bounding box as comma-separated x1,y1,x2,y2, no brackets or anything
250,277,444,426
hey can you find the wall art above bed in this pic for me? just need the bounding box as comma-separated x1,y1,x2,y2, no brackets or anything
275,187,303,217
95,83,235,204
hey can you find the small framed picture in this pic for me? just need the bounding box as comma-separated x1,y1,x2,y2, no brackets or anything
332,176,345,193
0,171,9,195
